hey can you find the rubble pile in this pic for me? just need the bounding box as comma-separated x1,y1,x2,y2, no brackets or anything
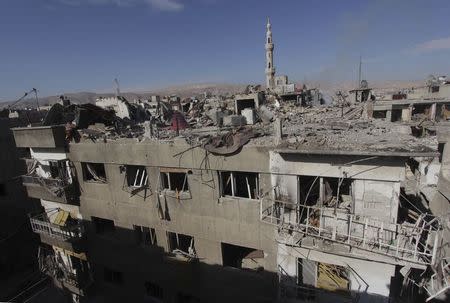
36,85,444,155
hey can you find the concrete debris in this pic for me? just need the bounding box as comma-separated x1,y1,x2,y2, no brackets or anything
223,115,246,127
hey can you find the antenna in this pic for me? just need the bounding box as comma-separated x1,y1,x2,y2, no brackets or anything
114,78,120,96
358,56,362,88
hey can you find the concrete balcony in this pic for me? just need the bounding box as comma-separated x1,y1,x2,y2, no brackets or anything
30,213,86,252
12,125,66,148
21,175,78,204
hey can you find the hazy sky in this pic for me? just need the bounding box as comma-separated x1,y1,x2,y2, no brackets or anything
1,0,449,100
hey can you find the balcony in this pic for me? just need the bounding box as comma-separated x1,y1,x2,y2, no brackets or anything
30,212,85,252
260,198,442,267
22,175,78,204
12,125,66,148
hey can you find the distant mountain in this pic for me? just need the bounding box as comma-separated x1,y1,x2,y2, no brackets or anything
0,83,248,109
0,80,427,109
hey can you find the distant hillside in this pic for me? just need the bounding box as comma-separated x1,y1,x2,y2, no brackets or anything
0,83,248,109
0,80,427,109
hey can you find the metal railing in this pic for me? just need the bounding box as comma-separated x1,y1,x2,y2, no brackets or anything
260,198,441,266
30,213,84,242
424,258,450,301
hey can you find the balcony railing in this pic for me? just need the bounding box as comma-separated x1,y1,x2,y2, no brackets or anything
30,213,84,242
260,198,441,266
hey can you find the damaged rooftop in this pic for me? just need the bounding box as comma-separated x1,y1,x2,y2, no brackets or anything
28,93,443,158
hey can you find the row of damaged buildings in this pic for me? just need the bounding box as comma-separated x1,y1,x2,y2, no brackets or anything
9,73,450,302
4,18,450,303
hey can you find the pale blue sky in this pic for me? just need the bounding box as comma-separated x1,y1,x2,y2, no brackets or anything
1,0,449,100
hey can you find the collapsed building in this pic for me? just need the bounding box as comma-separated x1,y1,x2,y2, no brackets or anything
11,88,450,303
8,19,450,303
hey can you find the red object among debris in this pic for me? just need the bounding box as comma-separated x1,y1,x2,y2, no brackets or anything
171,111,189,131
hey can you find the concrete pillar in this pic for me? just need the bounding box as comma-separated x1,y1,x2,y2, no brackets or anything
401,106,412,122
386,110,392,122
143,121,152,138
274,118,283,145
430,103,437,121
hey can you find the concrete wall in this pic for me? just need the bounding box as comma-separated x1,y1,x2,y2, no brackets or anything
278,245,395,303
68,140,278,302
12,125,66,148
0,119,40,300
270,152,403,224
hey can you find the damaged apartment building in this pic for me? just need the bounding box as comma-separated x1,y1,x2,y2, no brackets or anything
9,19,450,303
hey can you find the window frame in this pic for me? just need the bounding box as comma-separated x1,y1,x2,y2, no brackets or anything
218,171,260,200
81,162,107,183
134,225,157,246
126,165,148,188
159,169,189,193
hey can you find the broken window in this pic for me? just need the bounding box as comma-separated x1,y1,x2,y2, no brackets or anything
160,169,189,192
126,165,148,188
134,225,157,246
104,267,123,284
92,217,115,234
298,176,352,209
296,259,350,297
322,177,352,208
298,175,320,205
82,162,107,183
0,184,6,196
167,232,195,256
221,242,264,271
219,171,259,199
145,282,163,300
316,262,350,294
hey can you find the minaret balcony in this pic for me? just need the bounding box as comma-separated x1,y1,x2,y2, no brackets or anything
265,67,276,74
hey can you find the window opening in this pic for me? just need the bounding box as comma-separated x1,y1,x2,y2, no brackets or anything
104,268,123,284
145,282,163,300
134,225,157,246
221,242,264,271
167,232,195,257
160,172,189,192
82,162,107,183
126,165,148,188
92,217,115,234
219,171,259,199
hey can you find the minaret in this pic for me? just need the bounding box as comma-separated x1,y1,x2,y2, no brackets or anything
265,17,275,90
